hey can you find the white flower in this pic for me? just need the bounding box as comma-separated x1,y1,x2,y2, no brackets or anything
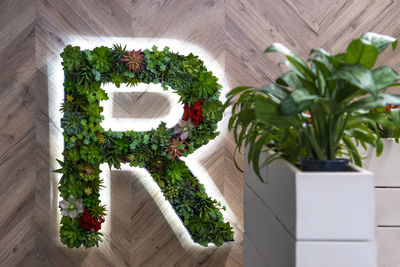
59,196,84,218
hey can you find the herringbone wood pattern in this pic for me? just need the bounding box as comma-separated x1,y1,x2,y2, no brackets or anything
1,0,400,266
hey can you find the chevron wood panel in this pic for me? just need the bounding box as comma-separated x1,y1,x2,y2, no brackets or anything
2,0,400,266
33,0,242,266
0,0,38,266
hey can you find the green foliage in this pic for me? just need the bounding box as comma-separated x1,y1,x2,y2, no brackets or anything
110,72,125,88
150,122,173,152
58,44,232,249
163,185,179,200
61,45,84,72
82,230,103,248
143,45,171,78
226,32,400,177
61,111,86,136
60,216,85,248
192,71,219,99
166,160,190,185
74,65,97,88
90,46,113,72
202,100,223,121
112,43,127,60
189,121,219,147
80,143,103,165
129,143,153,167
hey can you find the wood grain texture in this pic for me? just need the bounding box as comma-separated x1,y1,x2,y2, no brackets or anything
2,0,400,266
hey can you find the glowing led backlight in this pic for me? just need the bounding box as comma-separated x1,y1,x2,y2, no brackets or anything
48,37,237,249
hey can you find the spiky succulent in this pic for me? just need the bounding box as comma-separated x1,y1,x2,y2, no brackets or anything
61,111,85,135
112,43,127,60
165,137,187,161
130,143,153,167
120,49,144,72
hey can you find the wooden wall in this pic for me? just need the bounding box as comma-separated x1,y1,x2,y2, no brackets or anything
1,0,400,266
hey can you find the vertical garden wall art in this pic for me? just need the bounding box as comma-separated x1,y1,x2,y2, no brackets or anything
56,44,234,248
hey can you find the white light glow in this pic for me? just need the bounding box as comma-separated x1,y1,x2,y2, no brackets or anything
48,36,236,249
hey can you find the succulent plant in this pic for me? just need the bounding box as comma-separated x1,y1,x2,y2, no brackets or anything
174,119,195,140
80,143,103,165
120,49,144,72
91,46,113,72
130,143,153,167
96,132,105,144
163,185,179,200
149,156,166,173
79,164,100,182
84,187,93,196
165,137,187,161
61,111,85,135
59,196,84,218
112,43,127,60
61,45,84,72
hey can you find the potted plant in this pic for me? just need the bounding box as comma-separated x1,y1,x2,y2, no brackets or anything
225,33,400,267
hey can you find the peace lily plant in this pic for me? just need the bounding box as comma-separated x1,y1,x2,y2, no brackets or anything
226,32,400,177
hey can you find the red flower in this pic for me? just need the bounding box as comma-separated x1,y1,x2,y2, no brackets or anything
183,104,190,121
182,99,205,125
79,209,105,232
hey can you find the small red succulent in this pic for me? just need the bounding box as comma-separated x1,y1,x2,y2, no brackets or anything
183,99,205,125
165,137,187,161
79,209,105,232
120,49,144,72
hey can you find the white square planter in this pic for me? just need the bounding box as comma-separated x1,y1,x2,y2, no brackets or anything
244,152,377,267
361,139,400,266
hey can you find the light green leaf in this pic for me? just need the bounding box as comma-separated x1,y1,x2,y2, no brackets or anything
276,71,304,89
360,32,398,53
257,83,290,100
372,66,399,90
346,39,378,69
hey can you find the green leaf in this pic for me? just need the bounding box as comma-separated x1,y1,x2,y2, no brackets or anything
290,88,319,104
376,138,383,156
346,93,400,111
226,86,252,97
265,43,314,81
372,66,399,91
257,83,290,100
278,94,309,115
276,71,303,90
360,32,398,53
346,39,378,69
331,65,377,96
255,95,300,127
